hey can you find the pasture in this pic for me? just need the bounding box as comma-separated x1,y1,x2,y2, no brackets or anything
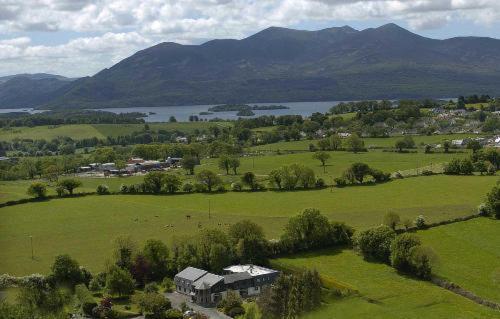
419,218,500,303
0,149,468,204
273,249,500,319
0,122,231,141
0,175,497,275
249,134,485,152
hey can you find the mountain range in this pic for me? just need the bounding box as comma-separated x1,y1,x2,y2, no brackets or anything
2,23,500,109
0,74,76,108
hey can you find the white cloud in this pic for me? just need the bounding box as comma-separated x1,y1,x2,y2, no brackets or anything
0,0,499,76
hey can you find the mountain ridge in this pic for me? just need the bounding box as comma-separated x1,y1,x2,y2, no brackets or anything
1,23,500,109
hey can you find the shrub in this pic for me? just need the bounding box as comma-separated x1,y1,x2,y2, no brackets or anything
231,182,243,191
443,159,461,175
219,290,243,315
162,277,174,293
182,182,194,193
334,177,347,187
355,226,396,263
27,182,47,199
228,306,245,317
165,308,183,319
371,169,391,183
55,185,66,197
477,203,490,216
144,282,159,293
390,233,421,272
383,212,400,230
119,184,128,194
486,185,500,219
96,184,110,195
75,284,97,316
216,184,226,192
315,178,326,188
414,215,427,229
57,178,82,195
409,246,433,280
194,183,208,193
89,277,102,291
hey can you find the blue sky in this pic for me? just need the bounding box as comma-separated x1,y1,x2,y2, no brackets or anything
1,0,500,77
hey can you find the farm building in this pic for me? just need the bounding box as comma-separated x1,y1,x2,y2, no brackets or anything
174,265,279,306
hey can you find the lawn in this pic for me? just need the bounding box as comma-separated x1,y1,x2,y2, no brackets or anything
418,218,500,304
273,249,500,319
0,122,232,141
0,175,496,275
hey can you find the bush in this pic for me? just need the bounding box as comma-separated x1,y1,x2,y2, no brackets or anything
355,226,396,263
27,182,47,199
55,185,66,197
477,203,490,216
194,183,208,193
228,306,245,317
486,185,500,219
96,184,110,195
89,277,102,291
371,169,391,183
390,233,421,272
334,177,347,187
231,182,243,191
75,284,97,316
144,282,159,293
315,178,326,188
182,182,194,193
216,184,226,192
119,184,128,194
162,277,174,293
165,309,183,319
414,215,427,229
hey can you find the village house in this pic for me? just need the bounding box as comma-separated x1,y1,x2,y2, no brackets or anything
174,265,279,307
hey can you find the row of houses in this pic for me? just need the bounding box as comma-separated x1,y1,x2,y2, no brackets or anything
174,265,279,306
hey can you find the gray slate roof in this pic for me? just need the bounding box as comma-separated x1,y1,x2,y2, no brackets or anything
193,273,224,289
224,271,252,284
175,267,208,282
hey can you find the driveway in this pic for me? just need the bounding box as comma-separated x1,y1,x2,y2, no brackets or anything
166,292,232,319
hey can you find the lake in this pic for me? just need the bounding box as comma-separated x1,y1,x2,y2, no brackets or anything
96,101,342,122
0,100,343,122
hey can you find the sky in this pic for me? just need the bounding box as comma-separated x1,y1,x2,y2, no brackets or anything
1,0,500,78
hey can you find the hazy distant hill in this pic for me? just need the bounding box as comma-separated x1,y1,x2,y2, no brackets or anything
5,23,500,109
0,74,77,108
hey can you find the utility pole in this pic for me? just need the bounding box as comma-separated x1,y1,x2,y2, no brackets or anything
29,235,33,260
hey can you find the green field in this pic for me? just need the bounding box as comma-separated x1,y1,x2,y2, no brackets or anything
0,149,468,204
273,249,500,318
249,134,485,152
0,175,497,275
419,218,500,304
0,122,232,141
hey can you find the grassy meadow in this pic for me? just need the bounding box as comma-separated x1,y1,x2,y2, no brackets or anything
0,122,232,141
249,133,485,152
0,175,497,275
0,149,469,204
273,248,500,319
419,218,500,304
